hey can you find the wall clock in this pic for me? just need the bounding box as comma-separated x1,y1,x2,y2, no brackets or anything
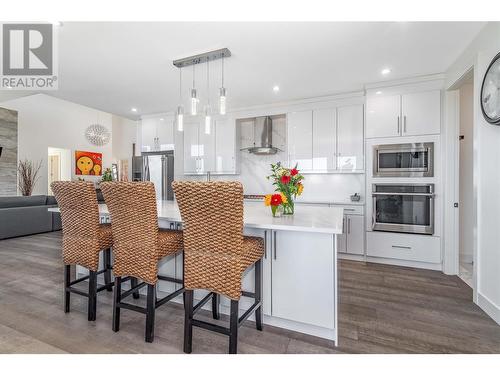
481,51,500,125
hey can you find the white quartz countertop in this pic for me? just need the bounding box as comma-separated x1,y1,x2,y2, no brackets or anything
50,200,344,234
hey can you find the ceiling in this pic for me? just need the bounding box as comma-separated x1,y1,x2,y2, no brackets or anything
0,22,486,119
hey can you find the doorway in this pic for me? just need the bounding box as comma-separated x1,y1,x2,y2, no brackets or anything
48,147,72,195
455,70,475,287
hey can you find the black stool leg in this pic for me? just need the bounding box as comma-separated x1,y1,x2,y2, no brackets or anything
255,259,263,331
212,293,220,320
88,270,97,321
64,264,71,313
131,277,140,299
104,248,112,292
183,290,194,353
112,276,122,332
229,299,239,354
145,284,156,343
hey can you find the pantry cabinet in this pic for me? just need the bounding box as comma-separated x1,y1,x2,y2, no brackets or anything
366,90,441,138
141,116,174,152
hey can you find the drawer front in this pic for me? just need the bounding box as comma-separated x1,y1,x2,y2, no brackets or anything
366,231,441,263
330,204,364,216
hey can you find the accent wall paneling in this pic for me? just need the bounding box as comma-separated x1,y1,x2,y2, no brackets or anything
0,107,18,196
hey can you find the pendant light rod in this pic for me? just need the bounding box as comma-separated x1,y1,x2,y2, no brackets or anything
173,48,231,68
207,59,210,106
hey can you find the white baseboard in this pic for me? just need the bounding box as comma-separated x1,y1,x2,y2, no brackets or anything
460,254,473,264
338,254,442,271
477,292,500,325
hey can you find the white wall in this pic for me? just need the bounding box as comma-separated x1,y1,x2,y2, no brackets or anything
1,94,137,195
458,83,474,264
111,115,139,181
446,22,500,324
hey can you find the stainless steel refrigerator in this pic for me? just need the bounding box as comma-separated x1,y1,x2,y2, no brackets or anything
135,151,174,200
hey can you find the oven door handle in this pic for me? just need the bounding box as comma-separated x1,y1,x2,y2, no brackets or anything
372,192,435,197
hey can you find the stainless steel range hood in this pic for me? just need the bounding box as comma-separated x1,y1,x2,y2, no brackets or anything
239,115,284,155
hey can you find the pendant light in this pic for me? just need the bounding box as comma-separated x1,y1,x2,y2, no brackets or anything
176,68,184,131
204,59,211,135
219,55,226,115
191,64,198,116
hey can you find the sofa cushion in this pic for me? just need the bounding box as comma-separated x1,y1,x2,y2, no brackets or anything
0,195,47,209
46,195,57,205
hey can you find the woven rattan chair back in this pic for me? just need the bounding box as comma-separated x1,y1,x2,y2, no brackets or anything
172,181,244,300
100,182,160,285
50,181,102,271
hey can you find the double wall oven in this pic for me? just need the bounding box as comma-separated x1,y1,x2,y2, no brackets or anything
371,142,435,235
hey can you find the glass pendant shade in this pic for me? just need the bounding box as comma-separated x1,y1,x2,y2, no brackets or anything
177,105,184,132
219,87,227,115
190,88,198,115
204,106,211,135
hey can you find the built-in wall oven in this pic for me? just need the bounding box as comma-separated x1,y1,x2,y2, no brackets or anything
373,143,433,177
372,183,435,235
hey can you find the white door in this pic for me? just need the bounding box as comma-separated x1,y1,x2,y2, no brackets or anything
288,110,313,171
345,215,364,255
401,90,441,136
141,118,157,152
183,120,199,174
366,95,401,138
312,108,336,171
215,118,236,174
198,119,215,173
272,230,335,329
337,104,364,171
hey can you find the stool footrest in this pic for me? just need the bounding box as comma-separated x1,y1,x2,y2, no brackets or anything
238,301,262,327
155,287,184,309
121,281,146,300
193,292,214,315
157,275,184,284
117,302,147,314
192,319,231,336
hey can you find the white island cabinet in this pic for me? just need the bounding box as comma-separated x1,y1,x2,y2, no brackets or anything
57,202,343,343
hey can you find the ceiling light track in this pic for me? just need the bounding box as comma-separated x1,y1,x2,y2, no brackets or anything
173,48,231,68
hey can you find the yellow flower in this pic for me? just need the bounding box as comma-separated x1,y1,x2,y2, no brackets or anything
264,194,272,207
280,192,288,204
297,183,304,196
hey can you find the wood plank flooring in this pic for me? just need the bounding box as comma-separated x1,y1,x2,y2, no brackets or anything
1,231,499,353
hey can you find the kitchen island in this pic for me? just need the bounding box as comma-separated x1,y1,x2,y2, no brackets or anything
51,201,343,343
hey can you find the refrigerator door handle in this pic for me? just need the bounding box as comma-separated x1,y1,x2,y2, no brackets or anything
143,156,150,181
161,155,167,200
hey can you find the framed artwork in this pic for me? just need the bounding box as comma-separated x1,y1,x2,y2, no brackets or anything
75,150,103,176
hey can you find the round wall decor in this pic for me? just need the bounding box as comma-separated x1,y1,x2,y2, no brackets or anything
85,124,110,146
480,51,500,125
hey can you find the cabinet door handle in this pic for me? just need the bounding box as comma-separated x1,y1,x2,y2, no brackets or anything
403,116,407,133
392,245,412,250
273,231,277,260
397,116,400,134
348,218,351,234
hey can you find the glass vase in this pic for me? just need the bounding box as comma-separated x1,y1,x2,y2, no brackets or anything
282,201,294,215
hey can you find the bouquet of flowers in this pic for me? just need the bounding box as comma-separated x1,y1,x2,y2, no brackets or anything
265,162,304,215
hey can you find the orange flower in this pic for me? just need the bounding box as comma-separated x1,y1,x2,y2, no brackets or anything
280,192,288,204
297,183,304,196
264,194,272,207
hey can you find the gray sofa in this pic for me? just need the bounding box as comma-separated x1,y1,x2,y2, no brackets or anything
0,195,62,240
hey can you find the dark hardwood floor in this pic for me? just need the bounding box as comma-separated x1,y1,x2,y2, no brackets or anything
1,231,499,353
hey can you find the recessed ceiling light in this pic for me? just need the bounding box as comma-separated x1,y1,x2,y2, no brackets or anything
131,108,138,112
273,85,280,93
381,68,391,75
376,91,382,95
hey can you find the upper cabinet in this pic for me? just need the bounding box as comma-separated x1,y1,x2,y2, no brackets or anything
141,117,174,152
183,116,240,175
287,104,364,173
288,110,313,171
337,104,364,171
366,90,441,139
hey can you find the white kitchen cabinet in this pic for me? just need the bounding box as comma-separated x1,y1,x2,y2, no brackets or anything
198,120,215,173
336,214,364,255
366,95,401,138
183,119,201,174
288,110,313,171
215,118,238,174
141,116,174,152
366,90,441,138
401,90,441,136
312,108,336,171
337,104,364,171
271,230,335,329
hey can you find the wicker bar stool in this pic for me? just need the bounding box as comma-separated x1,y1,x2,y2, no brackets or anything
172,181,264,354
100,182,184,343
50,181,114,321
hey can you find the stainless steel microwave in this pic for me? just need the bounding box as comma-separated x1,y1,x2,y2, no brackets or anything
373,143,434,177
